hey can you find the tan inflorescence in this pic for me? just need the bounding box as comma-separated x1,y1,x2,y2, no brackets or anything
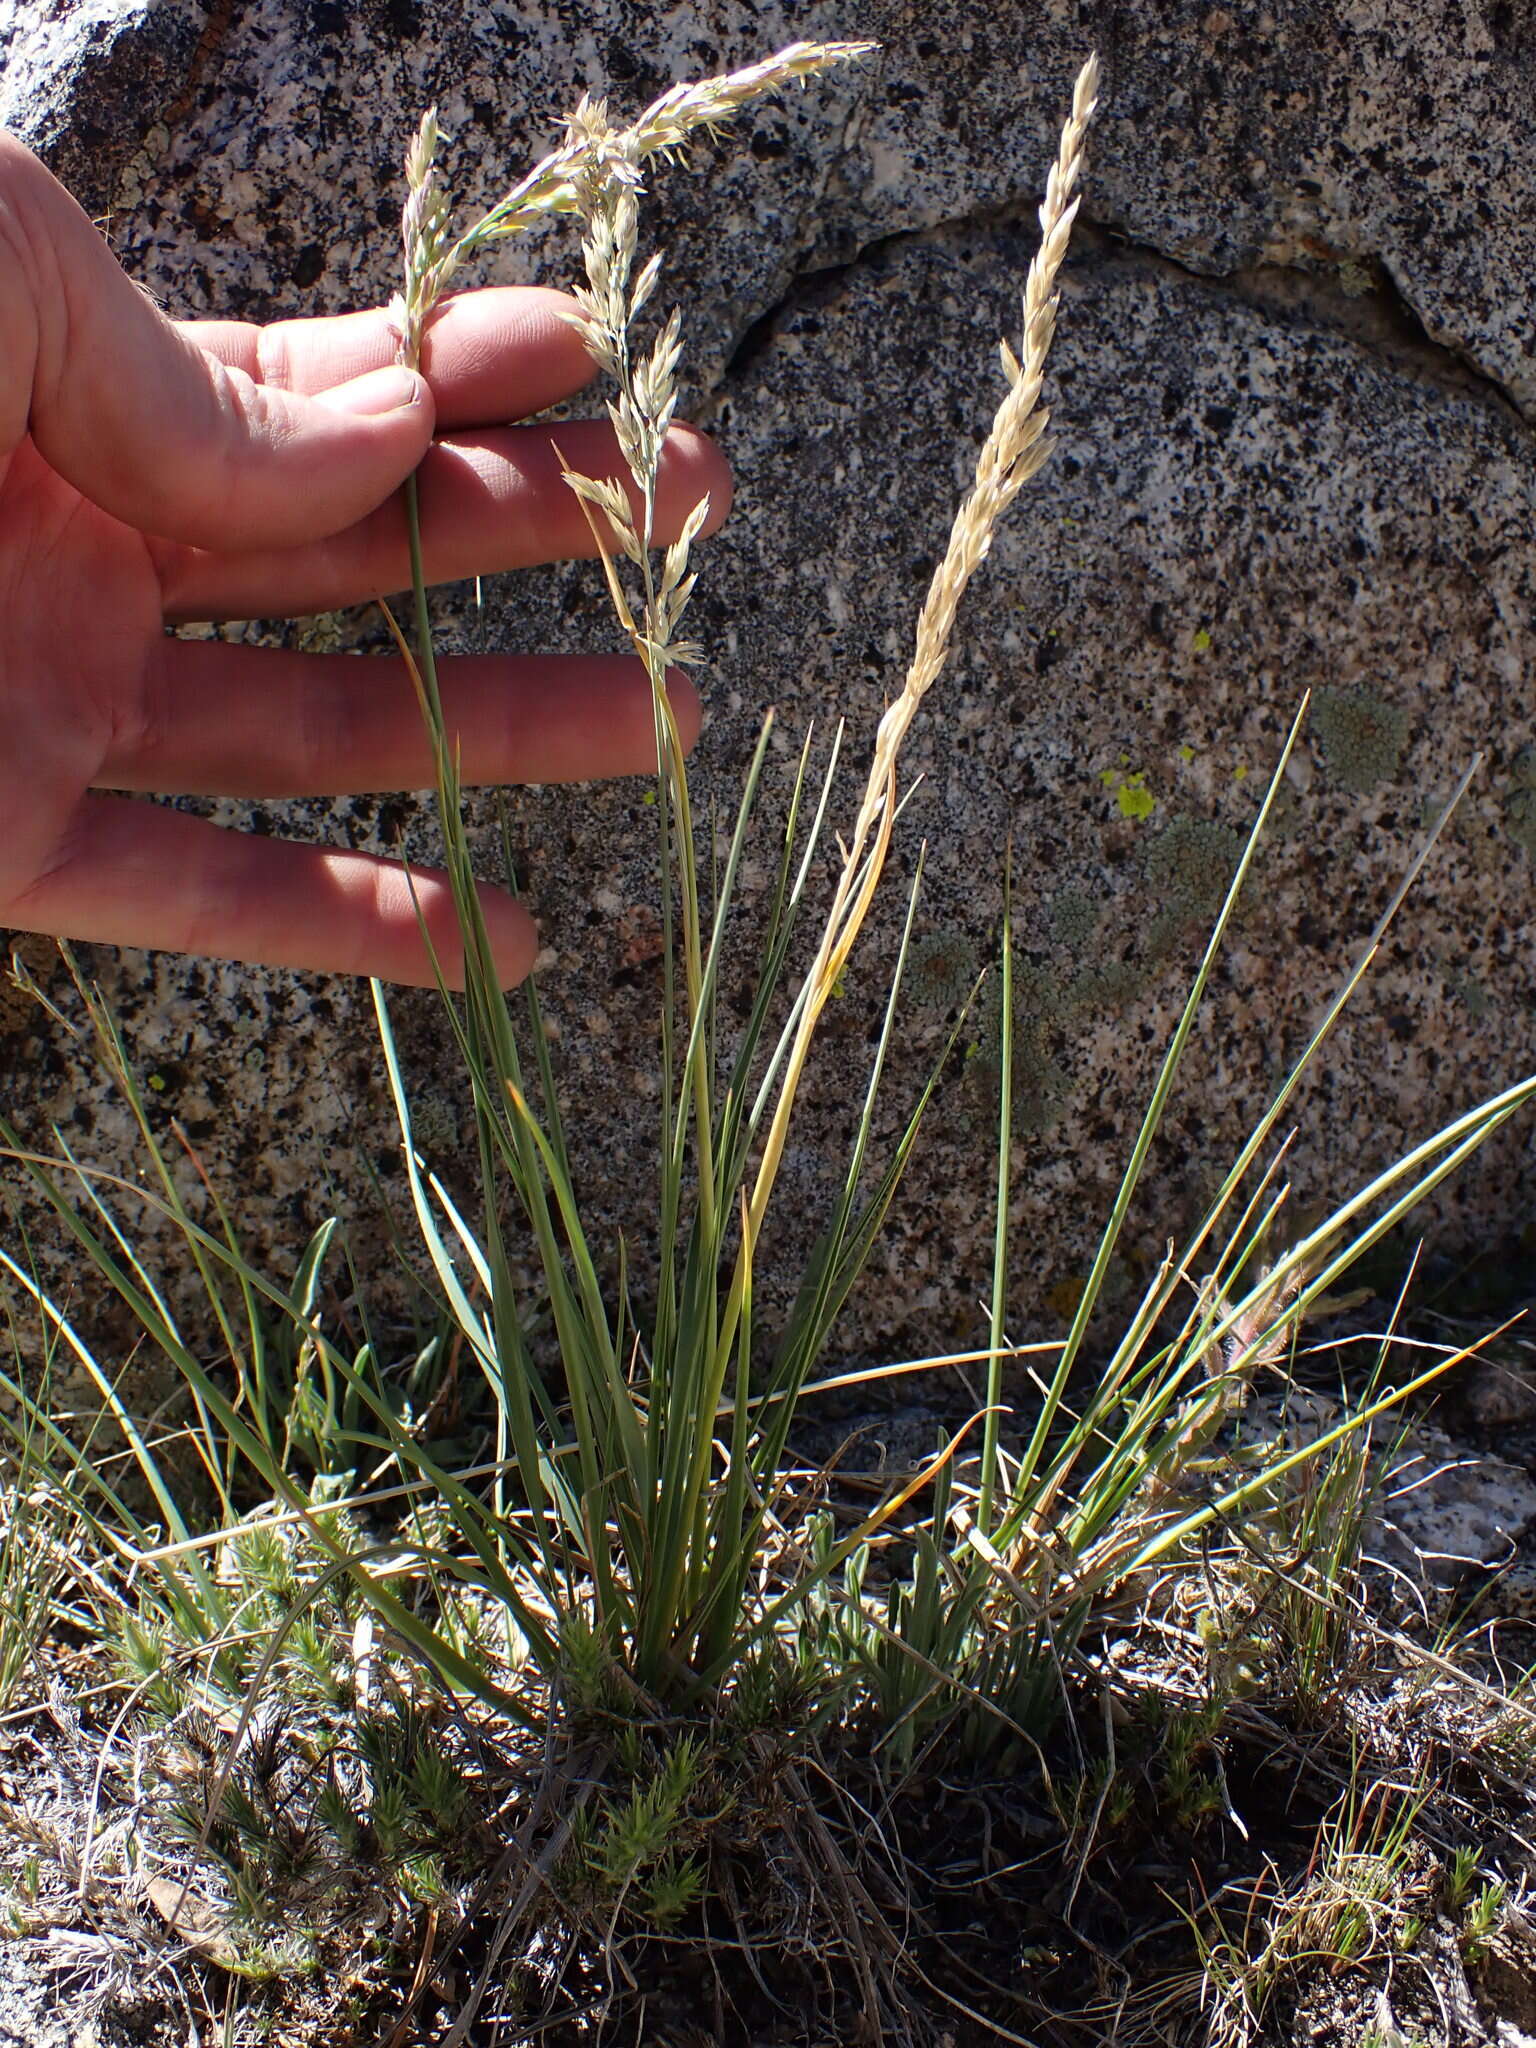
392,42,877,372
747,53,1100,1239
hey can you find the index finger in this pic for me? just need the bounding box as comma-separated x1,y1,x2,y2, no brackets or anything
0,131,435,551
182,288,597,431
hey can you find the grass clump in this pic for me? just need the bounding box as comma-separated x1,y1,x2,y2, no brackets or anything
1197,1772,1438,2048
2,38,1536,2048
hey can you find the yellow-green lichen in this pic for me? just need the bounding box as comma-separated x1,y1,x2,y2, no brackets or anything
1100,759,1156,820
1116,773,1156,820
1312,687,1410,793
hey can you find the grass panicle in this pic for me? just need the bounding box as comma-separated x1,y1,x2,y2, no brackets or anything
390,41,877,369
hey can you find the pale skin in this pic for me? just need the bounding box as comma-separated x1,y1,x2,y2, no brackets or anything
0,131,731,988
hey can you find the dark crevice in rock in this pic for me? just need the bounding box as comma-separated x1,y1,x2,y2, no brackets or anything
713,232,910,396
709,197,1531,445
1231,253,1531,430
1370,254,1531,422
719,267,830,385
1074,218,1531,431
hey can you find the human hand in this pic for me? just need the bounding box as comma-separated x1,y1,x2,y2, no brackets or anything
0,131,729,987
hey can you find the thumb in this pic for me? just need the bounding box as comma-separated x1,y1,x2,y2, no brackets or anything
0,131,434,550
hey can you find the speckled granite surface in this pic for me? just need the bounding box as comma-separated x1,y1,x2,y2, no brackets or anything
2,0,1533,1370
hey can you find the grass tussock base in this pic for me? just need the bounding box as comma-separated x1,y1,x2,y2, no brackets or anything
6,1443,1536,2048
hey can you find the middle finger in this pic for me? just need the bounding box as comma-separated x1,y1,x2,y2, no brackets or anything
156,419,732,622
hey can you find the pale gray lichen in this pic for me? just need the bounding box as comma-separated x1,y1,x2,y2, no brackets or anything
1069,956,1145,1013
906,931,979,1012
1446,970,1491,1019
962,949,1073,1138
1009,956,1069,1028
1503,746,1536,861
1050,886,1101,952
293,609,354,655
963,1044,1069,1140
969,953,1066,1054
1504,783,1536,860
410,1096,461,1156
1143,907,1189,963
1144,815,1247,927
1312,687,1410,793
1011,1059,1071,1137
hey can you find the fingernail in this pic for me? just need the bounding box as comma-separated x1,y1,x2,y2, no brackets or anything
316,366,422,417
